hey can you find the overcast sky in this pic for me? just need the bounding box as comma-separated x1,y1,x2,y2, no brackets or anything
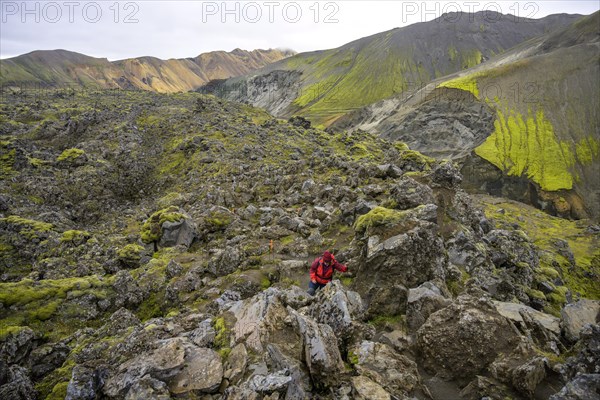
1,1,598,60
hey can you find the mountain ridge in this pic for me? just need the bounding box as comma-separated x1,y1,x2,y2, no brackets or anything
0,48,295,92
200,11,582,126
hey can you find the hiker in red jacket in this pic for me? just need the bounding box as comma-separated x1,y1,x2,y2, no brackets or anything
307,251,348,295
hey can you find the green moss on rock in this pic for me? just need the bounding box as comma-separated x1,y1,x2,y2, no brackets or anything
35,360,75,400
140,206,184,244
526,288,547,301
213,317,228,346
117,243,145,265
354,207,408,233
1,215,54,239
479,197,599,300
204,210,233,232
46,382,69,400
60,230,91,243
399,149,436,170
475,108,576,191
56,148,85,162
0,325,28,341
575,137,599,164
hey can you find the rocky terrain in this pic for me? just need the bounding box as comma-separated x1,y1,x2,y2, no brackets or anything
1,89,599,399
201,12,599,222
0,48,294,93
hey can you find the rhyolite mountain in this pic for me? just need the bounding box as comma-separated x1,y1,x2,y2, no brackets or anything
334,11,600,220
0,48,294,92
200,11,581,127
1,89,598,400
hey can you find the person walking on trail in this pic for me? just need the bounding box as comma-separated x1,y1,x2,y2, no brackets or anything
308,251,348,295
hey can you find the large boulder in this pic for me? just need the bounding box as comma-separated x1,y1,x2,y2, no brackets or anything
159,216,196,248
66,365,106,400
350,340,420,397
223,343,247,386
0,327,37,364
103,337,223,397
558,324,600,383
390,176,435,210
494,300,562,353
267,344,312,400
494,301,560,335
406,281,451,333
207,246,244,276
509,356,547,398
124,376,170,400
549,374,600,400
416,293,521,383
560,299,600,342
307,280,365,341
354,207,447,316
460,376,519,400
352,375,391,400
229,288,302,356
168,346,223,394
289,308,345,388
247,370,292,394
29,342,70,380
0,365,36,400
484,229,538,294
351,341,420,397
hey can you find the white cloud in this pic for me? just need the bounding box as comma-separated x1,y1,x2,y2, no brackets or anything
1,0,598,59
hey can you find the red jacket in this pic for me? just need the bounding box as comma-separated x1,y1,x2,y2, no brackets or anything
310,256,348,285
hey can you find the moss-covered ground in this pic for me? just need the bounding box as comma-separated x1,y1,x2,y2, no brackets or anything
476,195,600,312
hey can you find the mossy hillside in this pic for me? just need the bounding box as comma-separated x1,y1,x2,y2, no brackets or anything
434,22,600,219
439,72,481,98
276,18,512,126
475,107,582,191
0,89,402,287
133,100,393,196
438,75,598,194
477,196,600,302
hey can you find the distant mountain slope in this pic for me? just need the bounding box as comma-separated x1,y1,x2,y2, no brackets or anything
336,12,600,219
0,48,294,92
201,12,580,127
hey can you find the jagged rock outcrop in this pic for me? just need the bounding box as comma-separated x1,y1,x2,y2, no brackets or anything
351,340,420,397
550,374,600,400
352,375,392,400
354,205,447,317
561,299,600,342
103,337,223,397
0,365,36,400
290,308,345,388
416,292,521,383
307,280,365,341
406,281,452,333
